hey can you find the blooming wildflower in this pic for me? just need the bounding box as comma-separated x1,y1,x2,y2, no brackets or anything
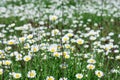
31,45,39,52
87,19,91,22
52,29,60,36
87,58,96,64
5,46,12,51
95,70,104,78
75,73,83,79
110,19,114,22
111,69,120,73
65,44,70,49
114,50,119,53
62,36,69,43
86,64,95,70
88,30,97,36
0,69,3,75
23,55,31,62
0,54,5,59
60,63,68,69
108,32,114,36
118,34,120,38
89,36,97,41
71,39,76,43
59,77,68,80
27,34,33,39
7,40,16,45
63,51,68,56
16,54,22,61
49,44,58,53
85,27,90,31
64,54,70,59
84,54,89,58
104,44,113,51
76,38,84,45
8,23,15,27
67,33,73,37
53,52,61,57
27,70,36,78
0,50,4,54
94,23,98,26
3,60,12,66
116,55,120,60
46,76,55,80
24,43,30,49
49,15,58,21
13,73,21,79
19,37,26,42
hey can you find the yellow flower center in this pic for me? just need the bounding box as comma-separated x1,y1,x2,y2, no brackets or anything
15,74,20,78
51,48,55,52
97,72,101,77
8,41,14,45
5,61,11,65
63,38,68,41
30,72,34,77
25,57,31,61
54,53,59,57
0,70,3,75
33,48,37,52
48,77,53,80
77,75,82,78
77,40,83,44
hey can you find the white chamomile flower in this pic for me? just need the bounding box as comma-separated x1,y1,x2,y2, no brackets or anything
31,45,39,52
87,58,96,64
75,73,83,79
86,64,95,70
23,55,31,62
76,38,84,45
49,44,58,53
95,70,104,78
27,70,36,78
5,46,12,51
0,50,4,54
67,33,74,37
89,36,97,41
59,77,68,80
0,69,3,75
64,54,70,59
13,73,22,79
65,44,70,49
3,60,12,66
19,37,26,42
7,40,16,45
46,76,55,80
116,55,120,60
24,43,30,49
16,54,22,61
27,34,33,39
50,15,58,21
52,29,60,36
53,52,61,57
62,36,69,43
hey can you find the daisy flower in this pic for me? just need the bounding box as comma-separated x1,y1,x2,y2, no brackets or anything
13,73,22,79
23,55,31,62
27,70,36,78
46,76,55,80
95,70,104,78
86,64,95,70
75,73,83,79
0,69,3,75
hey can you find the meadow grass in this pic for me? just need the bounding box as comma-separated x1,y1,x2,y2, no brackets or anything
0,0,120,80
